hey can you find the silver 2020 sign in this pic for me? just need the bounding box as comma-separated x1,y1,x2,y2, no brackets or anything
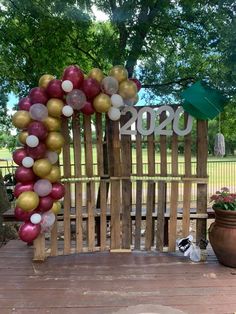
120,105,193,136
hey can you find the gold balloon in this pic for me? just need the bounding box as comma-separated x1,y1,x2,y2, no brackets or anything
109,65,128,83
16,191,39,212
88,68,104,83
33,158,52,178
12,111,31,129
18,131,29,145
43,116,61,131
44,165,61,183
50,201,62,215
93,93,111,113
39,74,54,89
45,132,65,151
46,98,64,118
118,80,137,99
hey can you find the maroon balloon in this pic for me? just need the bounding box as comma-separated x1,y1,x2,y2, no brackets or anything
80,101,95,115
46,79,64,99
18,97,32,111
13,148,28,166
15,166,36,183
27,142,47,160
82,78,100,100
62,65,84,89
18,222,41,243
28,121,48,140
37,196,54,212
14,182,34,198
50,182,65,200
130,78,142,91
14,206,34,221
29,87,48,105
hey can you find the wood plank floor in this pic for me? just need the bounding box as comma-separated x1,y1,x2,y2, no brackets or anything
0,240,236,314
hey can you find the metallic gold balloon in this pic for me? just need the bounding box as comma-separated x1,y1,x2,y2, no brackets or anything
33,158,52,178
118,80,138,99
16,191,39,212
43,116,61,131
44,165,61,183
93,93,111,113
88,68,104,83
18,131,29,145
12,111,31,129
50,201,62,214
38,74,55,89
109,65,128,83
46,98,64,118
45,132,65,151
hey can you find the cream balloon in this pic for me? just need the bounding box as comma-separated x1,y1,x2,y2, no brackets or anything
61,80,73,92
108,107,121,121
22,157,34,168
26,135,39,148
111,94,124,108
30,213,42,224
62,105,74,117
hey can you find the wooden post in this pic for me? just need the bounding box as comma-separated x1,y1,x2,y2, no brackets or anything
33,234,46,261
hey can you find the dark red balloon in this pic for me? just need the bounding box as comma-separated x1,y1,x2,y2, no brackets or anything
27,142,47,160
62,65,84,89
50,182,65,200
80,101,95,116
130,78,142,91
46,79,64,99
15,166,36,183
82,78,100,100
37,196,54,212
28,121,48,140
13,148,27,166
18,97,32,111
14,182,34,198
18,222,41,243
29,87,48,105
14,206,34,221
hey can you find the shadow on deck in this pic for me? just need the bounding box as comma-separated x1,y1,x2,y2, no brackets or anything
0,240,236,314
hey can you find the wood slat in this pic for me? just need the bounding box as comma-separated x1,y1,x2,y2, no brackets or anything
72,115,83,252
50,221,58,256
83,115,95,251
182,112,192,237
62,118,71,255
196,120,208,248
33,233,45,261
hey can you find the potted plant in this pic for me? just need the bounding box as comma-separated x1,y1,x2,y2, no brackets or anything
209,187,236,268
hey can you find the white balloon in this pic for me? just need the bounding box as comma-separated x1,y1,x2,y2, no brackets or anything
26,135,39,147
29,103,48,121
34,179,52,197
108,107,121,121
61,80,73,92
22,156,34,168
62,105,74,117
111,94,124,108
30,213,42,225
46,151,58,164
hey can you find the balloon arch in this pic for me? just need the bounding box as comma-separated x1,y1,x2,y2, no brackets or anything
12,65,141,244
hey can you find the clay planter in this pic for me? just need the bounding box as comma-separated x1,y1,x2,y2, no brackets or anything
209,208,236,268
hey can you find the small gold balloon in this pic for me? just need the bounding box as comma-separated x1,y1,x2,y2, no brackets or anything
38,74,54,89
50,201,62,215
45,132,65,151
18,131,29,145
43,116,61,131
93,93,111,113
16,191,39,212
12,111,31,129
46,98,64,118
109,65,128,83
118,80,137,99
33,158,52,178
88,68,104,83
44,165,61,183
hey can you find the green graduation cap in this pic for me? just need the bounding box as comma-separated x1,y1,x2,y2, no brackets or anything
181,81,227,120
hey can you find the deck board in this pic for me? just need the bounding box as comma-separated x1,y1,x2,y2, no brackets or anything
0,240,236,314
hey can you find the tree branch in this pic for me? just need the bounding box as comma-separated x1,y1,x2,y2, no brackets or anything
142,77,195,89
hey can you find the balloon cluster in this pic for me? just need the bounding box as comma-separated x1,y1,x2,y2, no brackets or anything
12,64,141,243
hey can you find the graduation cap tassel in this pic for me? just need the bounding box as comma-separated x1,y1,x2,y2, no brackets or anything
214,114,225,157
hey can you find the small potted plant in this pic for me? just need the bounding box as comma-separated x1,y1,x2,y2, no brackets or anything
209,187,236,268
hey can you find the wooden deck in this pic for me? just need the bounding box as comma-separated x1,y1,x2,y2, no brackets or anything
0,240,236,314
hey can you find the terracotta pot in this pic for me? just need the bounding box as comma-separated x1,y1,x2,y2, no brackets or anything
209,208,236,268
